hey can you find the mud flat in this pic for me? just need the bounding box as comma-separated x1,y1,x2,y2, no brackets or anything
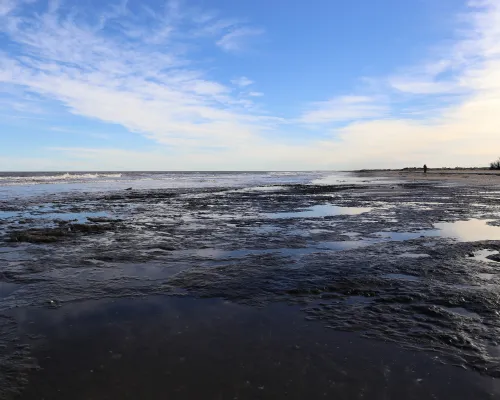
11,296,500,400
2,172,500,398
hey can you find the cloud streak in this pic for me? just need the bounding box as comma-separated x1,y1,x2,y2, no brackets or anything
299,96,389,124
0,0,268,151
216,27,264,53
231,76,254,87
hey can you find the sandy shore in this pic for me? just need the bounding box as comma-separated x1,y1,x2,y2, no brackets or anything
356,169,500,184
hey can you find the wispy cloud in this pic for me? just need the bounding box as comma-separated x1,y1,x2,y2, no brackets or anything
216,27,264,53
231,76,254,87
299,96,389,124
50,127,111,140
0,0,15,16
248,91,264,97
0,0,268,150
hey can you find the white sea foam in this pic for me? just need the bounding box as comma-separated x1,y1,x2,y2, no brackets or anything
0,173,123,185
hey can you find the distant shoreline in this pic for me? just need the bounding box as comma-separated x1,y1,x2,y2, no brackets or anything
353,167,492,173
354,168,500,184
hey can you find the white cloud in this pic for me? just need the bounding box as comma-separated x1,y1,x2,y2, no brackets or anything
0,1,269,150
0,0,34,16
389,78,459,95
231,76,253,87
299,96,389,124
248,91,263,97
0,0,15,16
216,27,264,53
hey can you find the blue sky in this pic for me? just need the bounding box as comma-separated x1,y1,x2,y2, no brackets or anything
0,0,499,170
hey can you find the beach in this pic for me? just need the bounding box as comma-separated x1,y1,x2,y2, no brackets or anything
359,169,500,185
1,171,500,399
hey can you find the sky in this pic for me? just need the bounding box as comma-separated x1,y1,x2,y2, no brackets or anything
0,0,499,171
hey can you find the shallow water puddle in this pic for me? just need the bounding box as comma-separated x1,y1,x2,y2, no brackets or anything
377,219,500,243
443,307,480,319
183,219,500,263
318,240,376,251
477,273,496,280
269,204,372,219
470,249,500,263
0,210,109,223
383,273,420,282
247,185,287,192
0,211,21,219
397,253,431,258
434,219,500,241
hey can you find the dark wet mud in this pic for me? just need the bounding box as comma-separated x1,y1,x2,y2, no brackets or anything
2,176,500,397
12,296,500,400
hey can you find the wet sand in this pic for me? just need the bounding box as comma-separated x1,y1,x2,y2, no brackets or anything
2,172,500,398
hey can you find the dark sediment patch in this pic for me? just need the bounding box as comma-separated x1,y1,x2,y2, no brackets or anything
166,239,500,376
286,184,368,194
487,253,500,262
0,315,37,400
11,296,499,400
8,222,120,243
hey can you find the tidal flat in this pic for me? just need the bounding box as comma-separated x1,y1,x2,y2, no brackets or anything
1,171,500,399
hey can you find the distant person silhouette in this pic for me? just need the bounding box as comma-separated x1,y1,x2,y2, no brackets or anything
423,164,428,174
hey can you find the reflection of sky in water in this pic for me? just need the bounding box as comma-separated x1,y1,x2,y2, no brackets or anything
377,220,500,242
434,220,500,241
397,253,430,259
228,185,287,193
0,211,20,219
318,241,372,251
471,249,500,263
442,307,480,319
212,220,500,261
270,205,371,219
312,172,401,186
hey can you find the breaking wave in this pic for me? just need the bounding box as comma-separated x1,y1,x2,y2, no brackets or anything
0,173,123,185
